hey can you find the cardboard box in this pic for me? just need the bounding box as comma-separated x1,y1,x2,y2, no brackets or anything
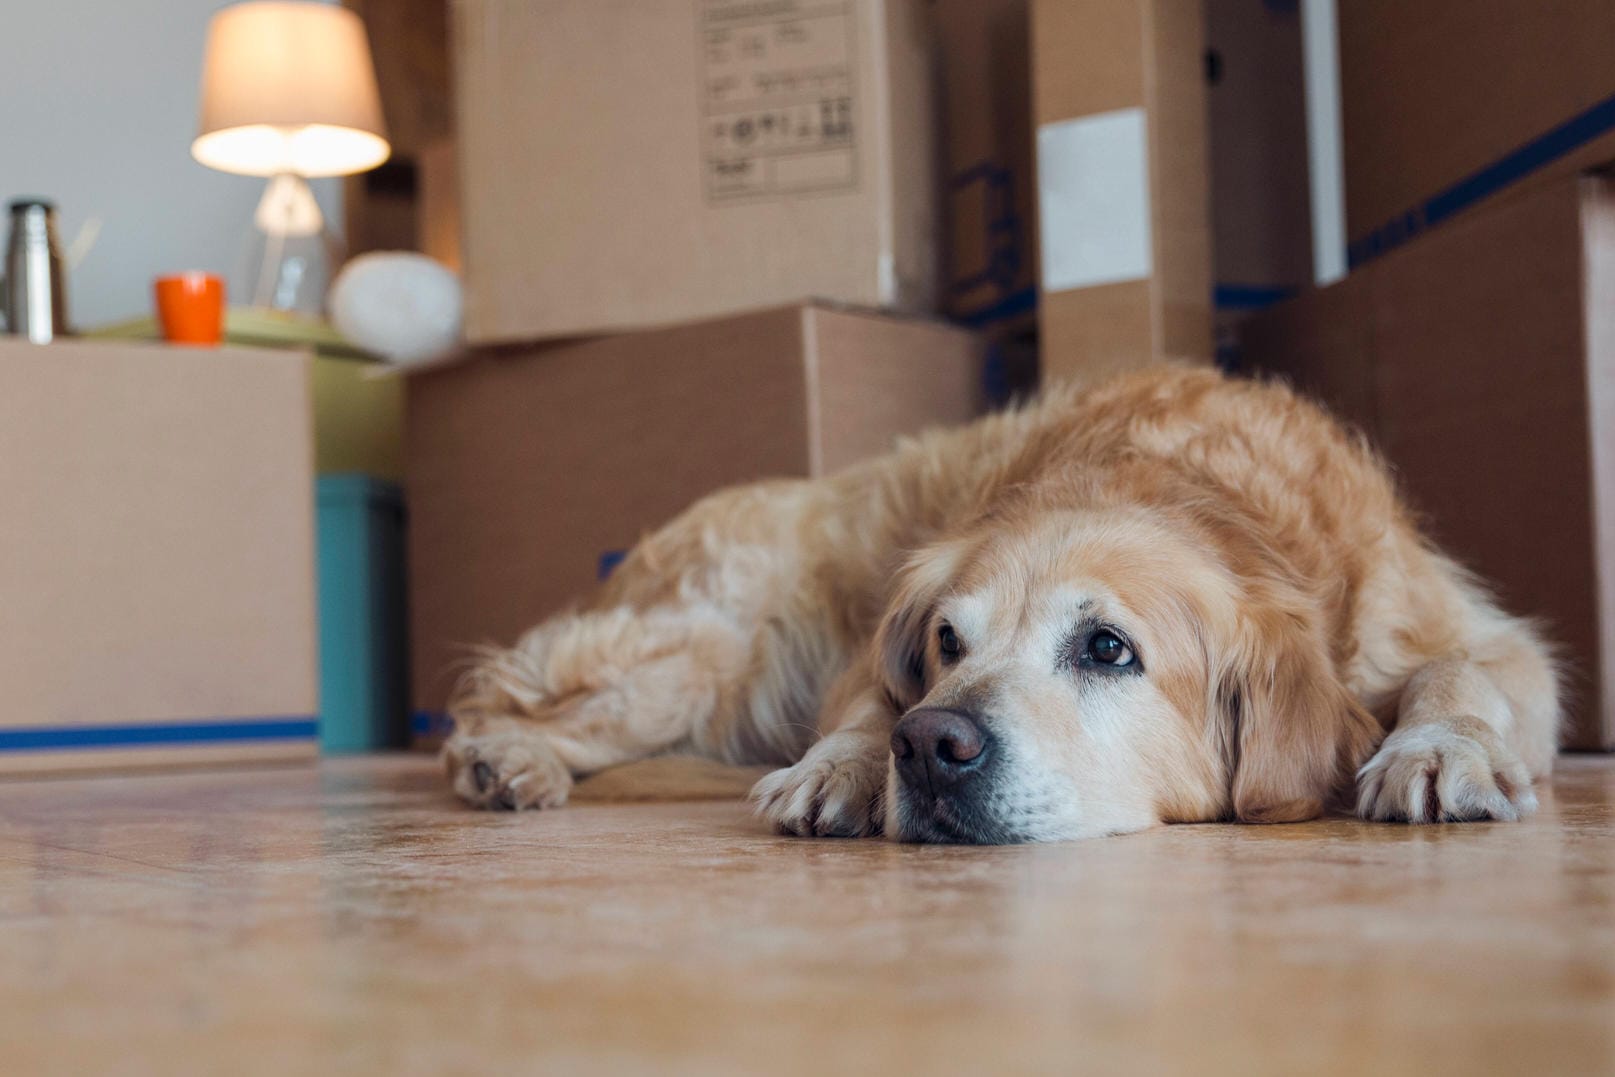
934,0,1036,333
1031,0,1212,384
417,137,461,272
0,340,319,774
452,0,938,345
405,302,984,726
87,309,404,480
1341,1,1615,268
1239,175,1615,750
1205,0,1311,343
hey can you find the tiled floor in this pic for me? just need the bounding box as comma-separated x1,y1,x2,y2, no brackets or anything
2,755,1612,1075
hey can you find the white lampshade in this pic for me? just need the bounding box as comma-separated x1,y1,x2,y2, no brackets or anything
192,1,390,178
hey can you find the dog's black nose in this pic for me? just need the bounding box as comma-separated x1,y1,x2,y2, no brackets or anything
891,708,990,793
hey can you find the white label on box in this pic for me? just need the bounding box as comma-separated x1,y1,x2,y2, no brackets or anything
699,0,859,202
1037,108,1153,291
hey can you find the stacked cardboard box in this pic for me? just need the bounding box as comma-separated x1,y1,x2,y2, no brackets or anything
931,0,1040,399
1031,0,1213,384
1239,2,1615,749
1339,0,1615,268
1204,0,1311,351
452,0,938,343
934,0,1036,334
406,302,984,732
407,0,1007,736
1242,175,1615,750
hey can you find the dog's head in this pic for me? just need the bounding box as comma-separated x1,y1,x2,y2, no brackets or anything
874,504,1380,843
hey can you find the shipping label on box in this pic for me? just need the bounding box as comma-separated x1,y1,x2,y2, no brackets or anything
1037,107,1153,292
700,0,860,201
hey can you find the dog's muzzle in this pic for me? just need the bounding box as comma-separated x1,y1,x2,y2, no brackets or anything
890,708,1016,843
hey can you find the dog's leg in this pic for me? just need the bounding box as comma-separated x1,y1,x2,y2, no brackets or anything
441,474,900,813
751,662,894,837
1355,646,1555,823
445,604,752,810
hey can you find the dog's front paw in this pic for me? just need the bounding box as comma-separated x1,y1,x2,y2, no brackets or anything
444,726,573,811
1356,717,1537,824
751,731,889,838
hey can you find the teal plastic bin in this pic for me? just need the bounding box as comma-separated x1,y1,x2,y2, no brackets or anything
317,475,409,753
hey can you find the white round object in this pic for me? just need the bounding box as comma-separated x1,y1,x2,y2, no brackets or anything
329,252,463,364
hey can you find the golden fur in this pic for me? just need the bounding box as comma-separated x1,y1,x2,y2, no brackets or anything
443,367,1559,842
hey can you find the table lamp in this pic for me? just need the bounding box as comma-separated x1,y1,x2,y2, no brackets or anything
192,1,389,315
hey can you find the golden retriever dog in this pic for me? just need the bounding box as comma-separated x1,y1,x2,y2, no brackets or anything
443,366,1559,842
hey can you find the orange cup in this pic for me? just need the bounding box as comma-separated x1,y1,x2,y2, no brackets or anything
154,272,226,345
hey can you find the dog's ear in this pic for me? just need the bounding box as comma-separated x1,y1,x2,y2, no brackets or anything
873,539,970,714
1212,586,1382,823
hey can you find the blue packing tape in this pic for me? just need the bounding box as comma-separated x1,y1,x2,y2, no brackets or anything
0,717,318,753
1348,92,1615,269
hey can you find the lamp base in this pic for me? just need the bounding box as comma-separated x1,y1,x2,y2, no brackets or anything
234,174,343,316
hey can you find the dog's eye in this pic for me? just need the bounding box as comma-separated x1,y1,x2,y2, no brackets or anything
1085,629,1135,668
938,623,963,663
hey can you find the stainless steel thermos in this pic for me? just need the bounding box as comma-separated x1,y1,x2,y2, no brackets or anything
2,198,71,343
